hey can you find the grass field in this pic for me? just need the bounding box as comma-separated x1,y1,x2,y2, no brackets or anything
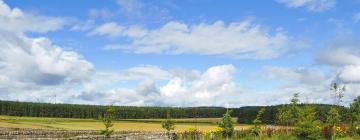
0,115,251,132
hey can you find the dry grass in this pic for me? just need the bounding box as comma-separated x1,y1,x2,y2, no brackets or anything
0,115,251,132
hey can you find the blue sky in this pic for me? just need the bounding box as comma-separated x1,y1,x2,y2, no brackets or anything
1,0,360,107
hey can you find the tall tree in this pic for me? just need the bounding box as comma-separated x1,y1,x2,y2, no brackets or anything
350,96,360,132
161,110,175,133
218,109,234,137
277,105,292,134
277,93,300,124
100,106,116,137
327,82,345,140
295,105,322,140
251,108,265,136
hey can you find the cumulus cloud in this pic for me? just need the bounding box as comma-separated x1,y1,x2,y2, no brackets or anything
94,20,289,59
0,32,95,102
0,0,245,108
317,47,360,66
0,0,66,33
339,65,360,83
316,39,360,83
276,0,336,12
75,65,244,107
0,0,93,103
262,66,360,105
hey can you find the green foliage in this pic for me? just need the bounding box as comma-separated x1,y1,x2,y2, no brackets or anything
277,105,292,125
326,107,341,125
350,96,360,127
295,105,322,140
326,107,341,140
217,109,234,137
251,108,265,136
100,106,115,137
350,96,360,136
161,111,175,132
0,100,349,125
0,100,238,119
277,93,301,127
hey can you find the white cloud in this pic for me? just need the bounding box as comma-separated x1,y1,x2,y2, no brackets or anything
97,20,289,59
0,0,66,33
276,0,336,12
264,66,329,86
317,47,360,66
339,65,360,83
88,22,125,37
262,66,360,105
76,65,243,107
316,41,360,83
0,31,94,102
71,20,95,32
0,0,247,106
0,0,93,103
0,32,93,85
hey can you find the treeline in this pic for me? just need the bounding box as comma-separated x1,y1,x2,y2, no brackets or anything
0,100,235,119
236,104,349,124
0,100,349,124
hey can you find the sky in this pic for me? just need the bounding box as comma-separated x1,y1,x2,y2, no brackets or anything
1,0,360,107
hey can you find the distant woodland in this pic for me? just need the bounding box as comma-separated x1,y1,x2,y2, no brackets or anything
0,100,349,124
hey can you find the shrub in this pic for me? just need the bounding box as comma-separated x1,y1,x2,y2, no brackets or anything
295,105,322,140
178,128,201,140
335,125,346,138
208,127,224,139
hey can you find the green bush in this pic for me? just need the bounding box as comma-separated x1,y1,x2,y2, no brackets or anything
295,105,322,140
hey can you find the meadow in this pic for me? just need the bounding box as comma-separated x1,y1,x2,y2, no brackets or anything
0,115,250,132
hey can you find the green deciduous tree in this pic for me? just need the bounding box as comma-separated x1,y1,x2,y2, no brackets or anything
161,110,175,132
326,107,340,140
100,106,116,137
277,105,292,134
251,108,265,136
218,109,234,137
327,82,345,139
295,105,322,140
277,93,301,126
350,96,360,135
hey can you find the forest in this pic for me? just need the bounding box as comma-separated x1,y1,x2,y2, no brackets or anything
0,100,349,124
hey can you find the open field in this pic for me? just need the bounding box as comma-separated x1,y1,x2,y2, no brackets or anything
0,115,250,132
